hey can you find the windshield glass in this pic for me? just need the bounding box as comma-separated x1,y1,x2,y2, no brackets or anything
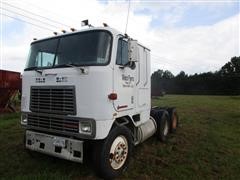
25,31,112,70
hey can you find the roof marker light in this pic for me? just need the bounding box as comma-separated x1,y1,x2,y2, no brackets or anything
81,19,89,27
103,23,108,27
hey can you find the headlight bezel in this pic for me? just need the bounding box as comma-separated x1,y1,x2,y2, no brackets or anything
21,113,28,126
79,121,93,135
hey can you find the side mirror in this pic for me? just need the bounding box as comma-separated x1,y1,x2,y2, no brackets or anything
128,39,139,62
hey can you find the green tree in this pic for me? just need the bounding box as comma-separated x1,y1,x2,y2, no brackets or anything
220,56,240,75
163,70,174,79
176,71,188,79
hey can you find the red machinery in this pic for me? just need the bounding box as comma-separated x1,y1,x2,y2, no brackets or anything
0,70,22,113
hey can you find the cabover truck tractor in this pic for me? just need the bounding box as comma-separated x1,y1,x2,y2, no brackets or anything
21,24,179,179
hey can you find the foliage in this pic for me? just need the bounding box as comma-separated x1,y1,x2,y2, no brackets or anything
220,56,240,76
151,56,240,95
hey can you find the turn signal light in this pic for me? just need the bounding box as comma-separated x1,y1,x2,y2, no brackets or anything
108,93,117,100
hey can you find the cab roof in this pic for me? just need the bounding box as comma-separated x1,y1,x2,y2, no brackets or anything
31,26,150,51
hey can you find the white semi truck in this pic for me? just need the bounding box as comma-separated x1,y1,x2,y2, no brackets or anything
21,23,178,179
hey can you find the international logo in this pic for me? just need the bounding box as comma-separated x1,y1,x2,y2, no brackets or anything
56,77,68,83
35,77,45,83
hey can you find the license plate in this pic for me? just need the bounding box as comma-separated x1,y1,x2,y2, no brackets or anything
53,137,65,147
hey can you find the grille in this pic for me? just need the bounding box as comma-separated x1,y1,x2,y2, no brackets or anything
30,86,76,115
28,113,79,133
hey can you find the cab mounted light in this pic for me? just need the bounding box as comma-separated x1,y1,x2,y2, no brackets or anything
81,19,89,27
81,19,93,27
61,30,67,33
70,28,76,32
108,93,117,100
53,32,58,35
103,23,108,27
33,38,37,41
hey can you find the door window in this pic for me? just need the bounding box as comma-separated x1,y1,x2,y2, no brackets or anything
116,39,128,65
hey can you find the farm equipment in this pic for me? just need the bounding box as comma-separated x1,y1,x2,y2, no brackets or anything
21,23,179,179
0,70,21,113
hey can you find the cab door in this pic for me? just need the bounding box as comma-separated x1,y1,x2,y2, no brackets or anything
113,37,136,112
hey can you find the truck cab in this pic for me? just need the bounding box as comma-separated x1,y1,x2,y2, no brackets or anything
21,26,177,179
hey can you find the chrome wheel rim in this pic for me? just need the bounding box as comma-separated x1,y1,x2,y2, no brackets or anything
109,135,128,170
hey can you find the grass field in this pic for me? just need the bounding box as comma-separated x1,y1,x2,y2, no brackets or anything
0,95,240,179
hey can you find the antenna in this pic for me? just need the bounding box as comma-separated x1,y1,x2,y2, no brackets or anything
124,0,131,34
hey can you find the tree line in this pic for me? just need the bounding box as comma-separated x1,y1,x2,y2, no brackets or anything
151,56,240,95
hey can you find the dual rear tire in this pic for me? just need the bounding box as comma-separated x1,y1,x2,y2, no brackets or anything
167,107,179,133
151,109,169,142
151,107,179,142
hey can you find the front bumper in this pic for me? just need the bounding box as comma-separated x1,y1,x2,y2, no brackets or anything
25,130,83,163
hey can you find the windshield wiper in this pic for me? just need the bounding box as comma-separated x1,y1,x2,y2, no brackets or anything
24,66,43,74
55,63,87,74
64,63,79,68
54,63,79,68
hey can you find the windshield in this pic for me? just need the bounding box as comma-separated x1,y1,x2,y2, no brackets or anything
25,30,112,70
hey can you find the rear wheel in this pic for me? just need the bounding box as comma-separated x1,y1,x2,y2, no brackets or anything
151,110,170,142
167,108,179,133
92,125,133,179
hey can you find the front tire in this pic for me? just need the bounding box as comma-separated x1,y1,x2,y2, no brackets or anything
92,125,133,179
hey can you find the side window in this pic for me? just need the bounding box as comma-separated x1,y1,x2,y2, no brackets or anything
116,39,128,65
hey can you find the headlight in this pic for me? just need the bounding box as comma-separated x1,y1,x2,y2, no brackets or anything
79,121,92,135
21,113,28,125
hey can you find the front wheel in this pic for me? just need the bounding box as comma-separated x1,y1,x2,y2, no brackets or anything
92,125,133,179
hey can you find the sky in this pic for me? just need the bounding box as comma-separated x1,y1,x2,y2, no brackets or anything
0,0,239,75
